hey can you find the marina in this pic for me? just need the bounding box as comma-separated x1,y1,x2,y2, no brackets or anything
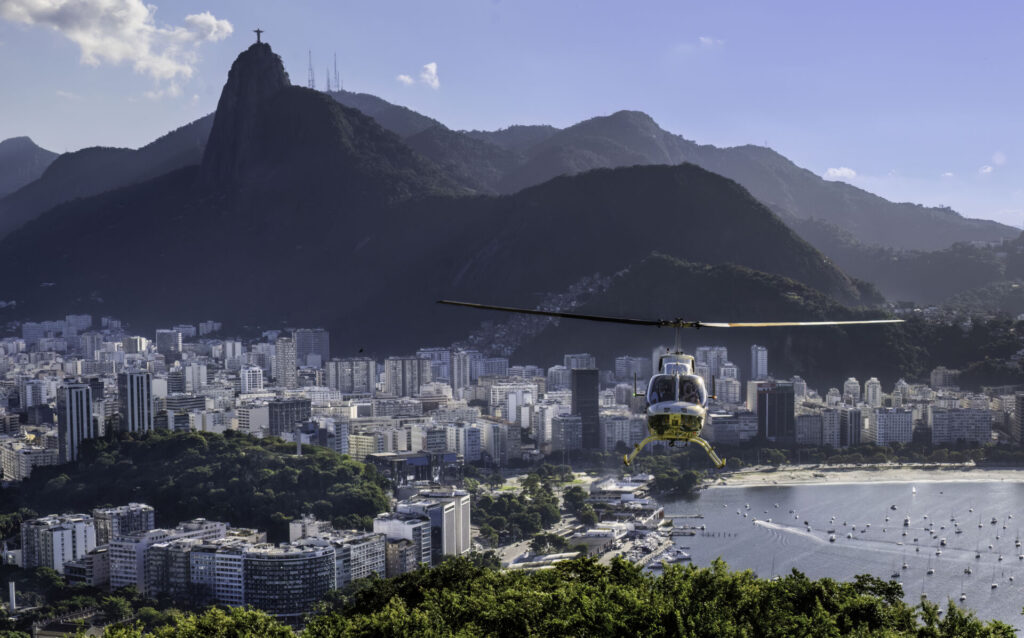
660,479,1024,630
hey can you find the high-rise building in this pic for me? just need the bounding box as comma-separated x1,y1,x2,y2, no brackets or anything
551,414,583,452
93,503,156,545
570,369,600,449
57,383,94,463
695,346,729,379
546,365,571,391
864,377,883,408
866,407,913,445
268,398,311,438
822,408,841,448
373,514,432,566
118,371,154,433
275,337,298,389
327,532,386,587
154,330,182,359
839,406,864,447
930,366,960,389
239,366,264,394
564,353,596,370
614,356,651,382
842,377,861,405
750,345,768,380
384,356,432,397
294,329,330,368
109,519,228,593
931,408,992,445
326,357,376,394
21,514,97,574
756,382,795,444
795,413,823,446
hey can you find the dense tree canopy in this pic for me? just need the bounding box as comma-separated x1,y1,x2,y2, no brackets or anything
94,557,1014,637
0,431,389,541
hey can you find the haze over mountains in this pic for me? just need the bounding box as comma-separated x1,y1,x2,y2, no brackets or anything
0,40,1018,377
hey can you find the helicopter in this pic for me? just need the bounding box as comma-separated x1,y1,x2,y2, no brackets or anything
438,299,903,468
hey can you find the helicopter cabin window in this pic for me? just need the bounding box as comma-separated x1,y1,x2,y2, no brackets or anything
678,375,708,406
647,375,676,404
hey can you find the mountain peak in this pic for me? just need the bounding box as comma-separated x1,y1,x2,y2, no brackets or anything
201,42,290,186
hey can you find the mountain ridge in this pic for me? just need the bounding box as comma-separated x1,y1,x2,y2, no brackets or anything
0,136,57,198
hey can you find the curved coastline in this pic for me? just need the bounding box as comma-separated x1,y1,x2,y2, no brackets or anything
704,463,1024,488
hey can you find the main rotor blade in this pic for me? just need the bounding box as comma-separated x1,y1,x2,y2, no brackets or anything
698,319,904,328
438,300,664,327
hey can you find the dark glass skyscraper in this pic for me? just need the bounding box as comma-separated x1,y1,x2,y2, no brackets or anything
571,368,600,449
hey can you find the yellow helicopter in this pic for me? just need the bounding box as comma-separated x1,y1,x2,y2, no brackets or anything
439,300,902,468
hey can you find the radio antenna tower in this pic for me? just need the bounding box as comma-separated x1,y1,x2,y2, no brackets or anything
325,66,331,92
307,50,315,90
334,53,341,91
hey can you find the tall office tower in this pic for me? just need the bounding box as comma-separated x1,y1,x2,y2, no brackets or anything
790,375,808,399
326,357,376,394
80,332,104,360
122,336,146,354
477,357,509,378
275,337,298,389
93,503,156,545
57,383,94,463
839,406,863,447
614,356,651,382
384,356,432,397
1013,392,1024,444
564,353,596,370
240,366,264,393
570,368,600,449
118,371,154,433
154,330,182,359
294,329,330,368
864,377,883,408
756,382,795,444
20,379,47,408
842,377,861,404
821,408,841,447
750,345,768,380
546,365,571,391
268,398,312,437
416,348,451,383
183,363,207,393
449,350,478,391
695,346,729,378
866,407,913,445
825,388,842,407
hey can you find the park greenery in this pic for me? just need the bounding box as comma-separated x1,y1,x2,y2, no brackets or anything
473,473,561,546
0,430,389,542
88,556,1014,637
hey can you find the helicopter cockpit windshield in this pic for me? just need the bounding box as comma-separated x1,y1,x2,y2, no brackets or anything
648,375,676,404
648,374,707,406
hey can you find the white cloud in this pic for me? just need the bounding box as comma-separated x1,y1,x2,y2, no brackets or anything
979,165,994,174
993,151,1007,166
942,171,954,178
824,166,857,180
419,62,439,89
396,62,440,89
0,0,232,97
698,35,724,47
55,89,81,100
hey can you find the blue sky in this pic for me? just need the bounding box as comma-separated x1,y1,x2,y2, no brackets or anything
1,0,1022,226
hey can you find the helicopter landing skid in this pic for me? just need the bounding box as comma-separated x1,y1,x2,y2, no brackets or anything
623,432,725,469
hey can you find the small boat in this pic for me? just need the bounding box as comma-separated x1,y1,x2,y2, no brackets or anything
829,535,836,542
903,516,910,527
935,550,942,556
912,486,917,494
964,567,972,575
991,517,998,525
927,567,934,575
940,538,947,546
960,593,967,602
847,533,853,539
891,504,897,510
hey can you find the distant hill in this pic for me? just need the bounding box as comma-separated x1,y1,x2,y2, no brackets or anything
0,137,56,198
0,115,213,239
512,254,919,390
0,41,876,361
323,94,1016,252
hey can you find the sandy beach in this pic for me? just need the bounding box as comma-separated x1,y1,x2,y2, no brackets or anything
705,463,1024,488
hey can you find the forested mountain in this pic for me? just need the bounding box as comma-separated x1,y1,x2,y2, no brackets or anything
0,115,213,239
0,42,884,365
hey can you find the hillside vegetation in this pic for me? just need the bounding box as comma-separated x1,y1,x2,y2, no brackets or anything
0,431,388,541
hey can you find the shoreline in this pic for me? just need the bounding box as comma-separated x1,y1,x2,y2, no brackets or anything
703,463,1024,488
